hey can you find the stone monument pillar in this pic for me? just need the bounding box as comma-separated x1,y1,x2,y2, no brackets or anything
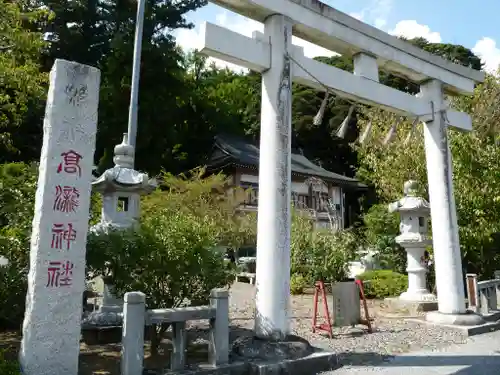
19,59,100,375
388,181,436,302
81,133,156,338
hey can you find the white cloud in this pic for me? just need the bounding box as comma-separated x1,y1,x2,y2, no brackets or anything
174,10,337,72
389,20,442,43
349,0,392,30
472,37,500,74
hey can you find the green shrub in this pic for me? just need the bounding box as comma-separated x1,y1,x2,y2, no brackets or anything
0,350,20,375
362,204,406,274
291,210,358,284
357,270,408,298
290,274,308,295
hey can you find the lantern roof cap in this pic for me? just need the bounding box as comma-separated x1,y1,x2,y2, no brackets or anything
92,133,157,194
388,180,430,213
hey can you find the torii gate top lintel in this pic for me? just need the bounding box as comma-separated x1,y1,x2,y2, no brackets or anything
210,0,484,95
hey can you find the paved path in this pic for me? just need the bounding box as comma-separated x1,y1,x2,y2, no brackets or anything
324,330,500,375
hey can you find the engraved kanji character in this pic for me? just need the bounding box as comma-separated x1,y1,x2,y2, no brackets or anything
57,150,83,177
47,261,61,287
53,185,80,213
51,223,77,250
59,261,74,287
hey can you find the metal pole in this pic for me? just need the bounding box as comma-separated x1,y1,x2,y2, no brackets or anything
127,0,146,156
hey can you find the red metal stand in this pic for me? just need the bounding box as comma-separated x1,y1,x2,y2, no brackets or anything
312,279,374,338
311,280,333,338
356,279,373,333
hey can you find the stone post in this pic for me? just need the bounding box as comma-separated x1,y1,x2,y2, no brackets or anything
121,292,146,375
19,59,100,375
254,14,293,340
420,80,484,325
208,288,229,366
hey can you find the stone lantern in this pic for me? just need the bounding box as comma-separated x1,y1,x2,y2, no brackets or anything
82,133,156,343
388,180,436,302
91,133,157,233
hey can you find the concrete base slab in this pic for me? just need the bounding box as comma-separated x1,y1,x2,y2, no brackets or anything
246,351,339,375
425,311,485,326
384,297,438,315
481,310,500,322
158,362,249,375
154,352,337,375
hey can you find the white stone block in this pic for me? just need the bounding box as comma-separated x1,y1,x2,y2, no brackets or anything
19,59,100,375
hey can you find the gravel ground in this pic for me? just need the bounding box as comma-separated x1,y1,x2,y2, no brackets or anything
227,282,468,367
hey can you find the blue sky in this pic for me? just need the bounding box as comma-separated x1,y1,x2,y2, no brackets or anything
174,0,500,73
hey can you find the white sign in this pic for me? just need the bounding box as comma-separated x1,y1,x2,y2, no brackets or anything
19,59,100,375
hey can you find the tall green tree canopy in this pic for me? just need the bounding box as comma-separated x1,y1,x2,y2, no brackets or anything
0,0,49,162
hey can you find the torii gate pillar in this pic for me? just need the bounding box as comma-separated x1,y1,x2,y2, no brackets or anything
421,80,484,325
255,14,293,339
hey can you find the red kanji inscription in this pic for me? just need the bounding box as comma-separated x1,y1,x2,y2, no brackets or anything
53,185,80,213
51,223,77,250
57,150,83,177
46,261,74,287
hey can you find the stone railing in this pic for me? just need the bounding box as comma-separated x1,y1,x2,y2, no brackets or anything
121,288,229,375
466,271,500,315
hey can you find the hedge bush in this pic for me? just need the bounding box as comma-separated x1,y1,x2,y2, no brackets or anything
357,269,408,299
290,274,308,295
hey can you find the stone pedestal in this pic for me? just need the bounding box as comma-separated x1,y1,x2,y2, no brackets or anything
399,246,436,302
101,282,123,312
231,335,338,375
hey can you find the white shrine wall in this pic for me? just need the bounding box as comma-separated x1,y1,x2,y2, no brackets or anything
239,173,341,205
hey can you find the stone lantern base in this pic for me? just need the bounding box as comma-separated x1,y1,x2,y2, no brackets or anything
384,297,438,315
399,289,437,302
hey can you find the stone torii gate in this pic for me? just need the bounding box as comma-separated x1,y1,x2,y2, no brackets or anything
200,0,486,338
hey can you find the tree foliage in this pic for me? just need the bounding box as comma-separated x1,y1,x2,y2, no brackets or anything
0,162,38,328
0,1,49,161
290,210,358,284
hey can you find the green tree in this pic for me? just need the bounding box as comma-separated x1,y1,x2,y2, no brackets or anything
0,0,49,162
